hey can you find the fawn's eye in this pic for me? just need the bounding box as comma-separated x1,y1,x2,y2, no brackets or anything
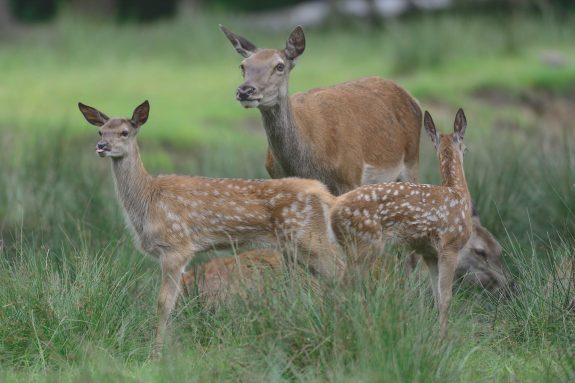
98,131,102,137
121,131,129,137
239,64,245,76
275,63,285,72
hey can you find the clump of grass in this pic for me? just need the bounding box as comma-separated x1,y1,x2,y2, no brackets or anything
496,239,575,345
0,227,155,368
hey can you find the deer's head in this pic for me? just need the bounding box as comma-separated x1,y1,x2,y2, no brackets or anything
424,108,467,163
456,208,511,290
78,101,149,158
220,25,305,109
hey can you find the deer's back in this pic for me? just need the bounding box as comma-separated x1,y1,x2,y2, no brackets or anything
291,77,422,172
143,176,335,253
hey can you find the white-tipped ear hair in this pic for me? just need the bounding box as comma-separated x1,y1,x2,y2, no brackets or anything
424,110,440,149
78,102,109,127
219,24,257,58
453,108,467,143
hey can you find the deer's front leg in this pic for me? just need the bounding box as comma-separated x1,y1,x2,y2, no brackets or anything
437,248,458,340
152,251,190,359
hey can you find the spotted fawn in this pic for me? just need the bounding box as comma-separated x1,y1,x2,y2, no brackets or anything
331,109,472,339
78,100,344,357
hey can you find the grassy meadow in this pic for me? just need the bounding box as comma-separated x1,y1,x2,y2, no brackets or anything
1,8,575,382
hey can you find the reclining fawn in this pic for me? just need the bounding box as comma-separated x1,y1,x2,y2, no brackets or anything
78,100,343,357
331,109,472,338
182,249,283,302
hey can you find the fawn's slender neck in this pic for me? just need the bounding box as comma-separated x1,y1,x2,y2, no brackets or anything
111,143,152,236
439,144,468,195
259,93,339,194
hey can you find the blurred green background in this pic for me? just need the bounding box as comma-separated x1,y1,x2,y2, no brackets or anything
1,1,574,381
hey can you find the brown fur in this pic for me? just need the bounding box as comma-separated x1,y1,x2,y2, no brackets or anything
331,109,472,339
288,77,422,186
78,101,344,358
181,249,284,305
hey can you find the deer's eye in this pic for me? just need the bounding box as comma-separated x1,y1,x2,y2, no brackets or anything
98,131,102,137
275,63,285,72
239,64,245,76
121,131,129,137
475,249,487,260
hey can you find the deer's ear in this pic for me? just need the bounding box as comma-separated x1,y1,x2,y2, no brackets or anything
453,108,467,143
219,25,257,58
424,111,440,149
131,100,150,127
284,25,305,61
78,103,109,127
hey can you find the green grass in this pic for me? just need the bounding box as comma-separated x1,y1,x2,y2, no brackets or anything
1,8,575,383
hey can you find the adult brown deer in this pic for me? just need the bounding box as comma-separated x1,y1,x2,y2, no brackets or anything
331,109,472,339
78,100,343,357
220,25,509,291
220,25,422,195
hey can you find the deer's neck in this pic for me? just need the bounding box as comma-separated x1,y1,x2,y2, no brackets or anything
111,144,152,236
259,94,338,191
439,146,469,196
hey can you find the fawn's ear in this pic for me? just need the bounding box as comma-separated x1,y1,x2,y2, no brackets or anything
219,25,257,58
453,108,467,143
424,110,440,149
131,100,150,127
284,25,305,62
78,103,109,127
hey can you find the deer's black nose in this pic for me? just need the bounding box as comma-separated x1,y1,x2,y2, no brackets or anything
97,142,107,150
236,85,256,101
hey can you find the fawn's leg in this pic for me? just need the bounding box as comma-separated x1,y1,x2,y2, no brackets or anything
437,248,458,340
423,256,439,308
153,251,190,359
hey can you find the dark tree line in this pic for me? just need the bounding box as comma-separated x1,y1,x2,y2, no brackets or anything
0,0,572,26
1,0,180,24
